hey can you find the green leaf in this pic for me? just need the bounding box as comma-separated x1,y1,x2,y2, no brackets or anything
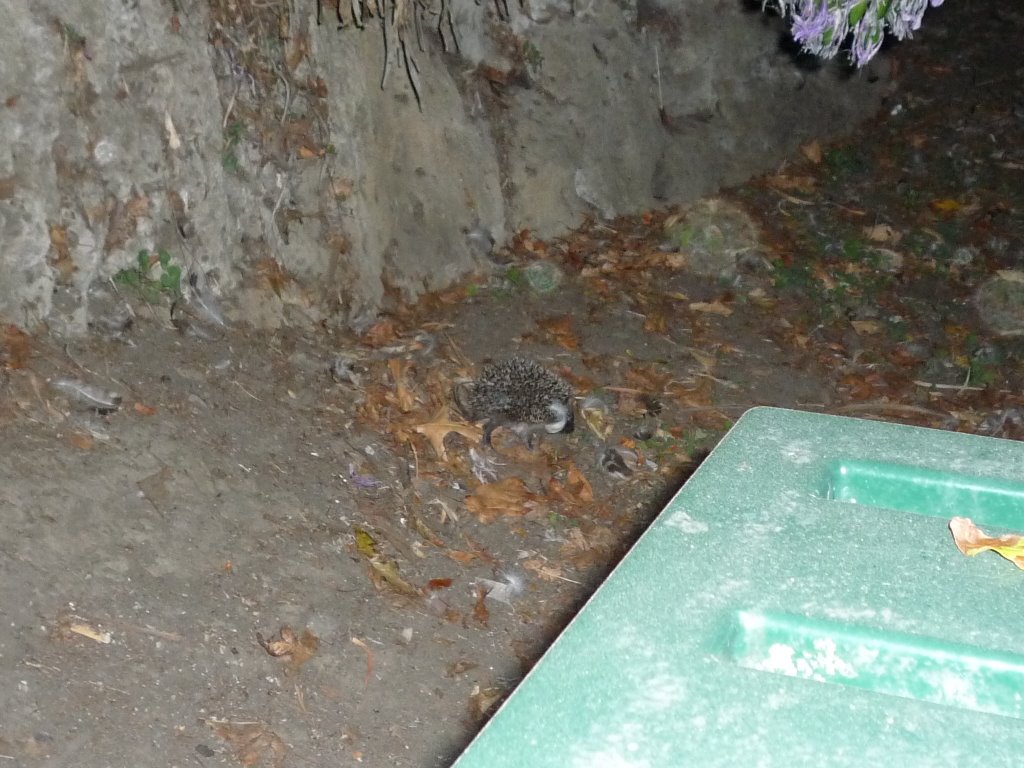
158,249,171,268
161,264,182,294
137,250,150,272
848,1,868,25
114,269,139,286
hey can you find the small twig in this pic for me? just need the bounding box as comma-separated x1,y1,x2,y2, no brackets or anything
351,636,374,688
270,182,288,224
118,622,185,642
379,14,390,89
233,380,262,401
442,332,473,369
223,82,240,129
695,372,740,390
401,38,422,110
833,402,952,420
407,438,419,481
654,41,663,111
913,379,985,392
275,66,292,126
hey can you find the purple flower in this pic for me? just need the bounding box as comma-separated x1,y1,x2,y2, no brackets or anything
791,0,832,44
770,0,944,66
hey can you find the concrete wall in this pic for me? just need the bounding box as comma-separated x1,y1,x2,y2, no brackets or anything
0,0,888,332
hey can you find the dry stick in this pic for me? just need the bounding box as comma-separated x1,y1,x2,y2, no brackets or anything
654,41,663,113
913,379,985,392
379,12,390,89
442,331,473,369
833,402,952,420
275,66,292,126
402,37,422,110
223,82,240,129
351,637,375,688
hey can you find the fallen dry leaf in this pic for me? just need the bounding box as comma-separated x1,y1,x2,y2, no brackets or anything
48,224,74,282
411,513,445,546
472,583,490,628
536,315,579,350
949,517,1024,570
548,462,594,505
368,556,420,597
851,319,883,335
351,636,375,687
254,257,291,297
561,526,618,570
257,625,320,670
2,325,31,369
52,618,112,647
800,139,823,164
995,269,1024,284
388,358,417,412
623,364,671,394
766,173,818,194
354,526,379,557
137,466,173,509
361,318,399,347
862,223,902,244
643,313,667,334
929,198,961,215
213,722,287,768
689,301,733,317
68,432,94,450
412,406,482,461
464,478,541,522
133,401,158,416
580,401,613,440
522,558,565,581
446,660,480,677
467,685,505,721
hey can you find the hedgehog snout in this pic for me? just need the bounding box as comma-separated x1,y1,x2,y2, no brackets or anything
544,401,574,434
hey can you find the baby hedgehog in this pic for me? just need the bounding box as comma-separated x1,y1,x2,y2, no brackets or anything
454,357,574,449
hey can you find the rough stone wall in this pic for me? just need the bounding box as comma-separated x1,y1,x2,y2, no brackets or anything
0,0,889,332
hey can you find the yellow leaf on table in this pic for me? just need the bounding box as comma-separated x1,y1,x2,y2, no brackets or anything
949,517,1024,570
412,406,482,460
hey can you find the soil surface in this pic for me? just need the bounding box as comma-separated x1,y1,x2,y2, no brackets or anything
2,3,1023,766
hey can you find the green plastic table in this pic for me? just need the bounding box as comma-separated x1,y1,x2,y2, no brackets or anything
453,407,1024,767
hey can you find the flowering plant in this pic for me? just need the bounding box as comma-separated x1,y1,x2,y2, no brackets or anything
768,0,945,66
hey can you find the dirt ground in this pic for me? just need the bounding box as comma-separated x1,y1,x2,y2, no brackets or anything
2,3,1023,766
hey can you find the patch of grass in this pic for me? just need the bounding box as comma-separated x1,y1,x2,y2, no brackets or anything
772,259,815,293
222,121,244,173
113,249,182,303
823,146,868,179
522,40,544,73
504,266,526,288
546,511,575,527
